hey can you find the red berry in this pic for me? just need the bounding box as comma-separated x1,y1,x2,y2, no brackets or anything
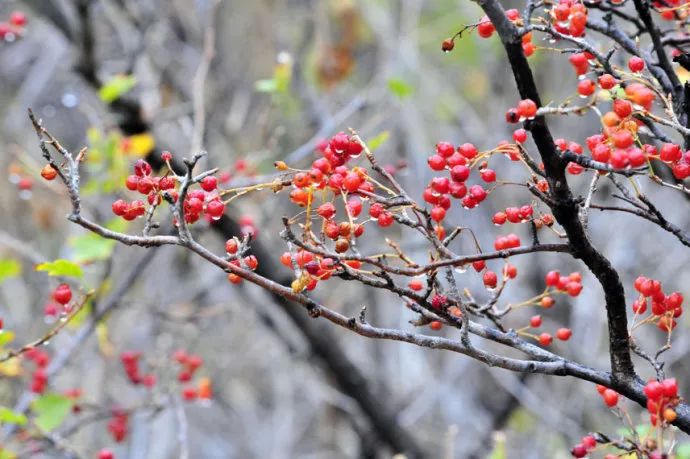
598,74,617,89
408,279,424,291
530,315,542,327
483,270,498,288
98,449,114,459
545,270,560,287
206,200,225,219
571,444,587,458
317,202,336,219
556,328,572,341
9,11,26,27
40,164,58,181
53,284,72,305
628,56,645,72
480,169,496,183
513,129,527,143
539,333,553,346
436,142,455,158
603,389,619,407
430,206,446,222
517,99,538,119
200,176,218,192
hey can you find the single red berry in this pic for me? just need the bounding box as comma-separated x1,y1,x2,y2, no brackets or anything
517,99,538,119
430,320,443,330
505,108,520,123
9,11,26,27
200,176,218,192
182,387,198,401
571,444,587,458
98,449,115,459
603,389,619,407
598,74,617,89
492,212,507,225
556,328,572,341
206,200,225,219
441,38,455,52
483,270,498,288
40,164,58,181
53,284,72,305
480,169,496,183
112,199,128,216
430,206,446,222
513,129,527,143
431,294,448,309
628,56,645,72
408,279,424,291
539,333,553,346
530,315,542,327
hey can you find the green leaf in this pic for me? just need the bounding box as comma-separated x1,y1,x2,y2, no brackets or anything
677,443,690,459
366,131,389,152
0,331,15,348
99,75,137,104
387,78,414,100
0,407,27,426
69,234,116,263
35,259,83,278
255,79,278,93
0,259,20,285
31,394,73,432
487,432,506,459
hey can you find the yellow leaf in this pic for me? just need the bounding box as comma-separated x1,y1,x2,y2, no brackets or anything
124,133,155,157
678,66,690,84
0,359,22,377
97,322,114,357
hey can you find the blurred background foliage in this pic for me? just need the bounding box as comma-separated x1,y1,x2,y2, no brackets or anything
0,0,689,458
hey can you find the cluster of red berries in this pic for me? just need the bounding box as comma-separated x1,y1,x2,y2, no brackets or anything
492,205,533,225
181,180,225,224
286,132,370,206
632,276,684,332
476,9,536,56
119,351,156,387
0,11,26,42
278,250,356,292
529,315,572,345
418,292,462,331
112,159,162,221
107,409,128,443
173,350,211,401
424,141,490,219
112,156,226,223
492,233,522,251
225,238,259,284
644,378,680,426
505,99,538,123
653,0,687,20
551,0,587,37
24,348,50,393
570,434,602,458
640,142,690,180
544,270,584,297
